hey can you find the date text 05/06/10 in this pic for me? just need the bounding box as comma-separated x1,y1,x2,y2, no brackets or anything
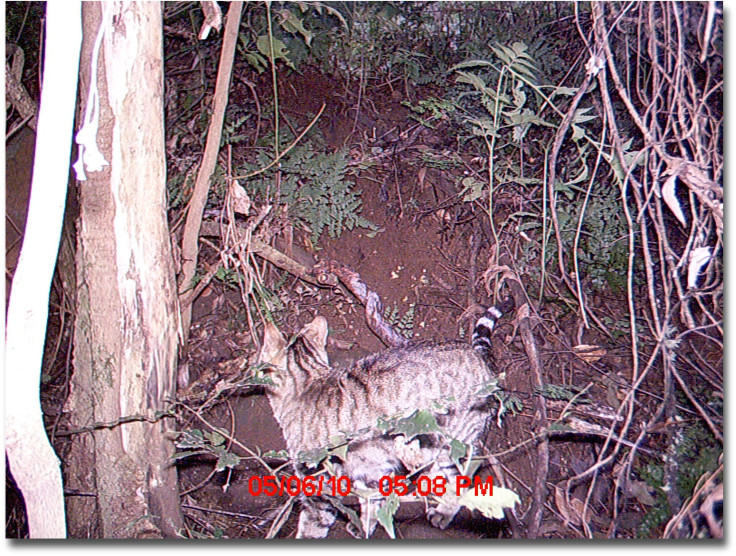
247,474,494,498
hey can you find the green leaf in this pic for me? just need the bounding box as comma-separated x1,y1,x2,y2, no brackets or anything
376,493,400,538
571,124,586,141
474,377,501,396
175,429,205,449
215,451,241,472
363,226,384,238
303,2,349,29
449,439,468,467
205,429,226,446
392,410,441,440
467,117,498,138
460,176,486,202
256,35,295,69
454,70,489,93
242,50,268,74
170,449,207,462
457,486,520,519
278,8,313,46
449,59,494,73
297,446,329,468
552,86,579,97
508,110,553,128
324,494,364,535
548,422,574,432
572,106,597,124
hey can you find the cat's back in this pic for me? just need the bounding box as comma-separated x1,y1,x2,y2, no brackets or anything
338,340,493,414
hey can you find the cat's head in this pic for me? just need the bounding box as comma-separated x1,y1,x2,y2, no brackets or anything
258,316,331,387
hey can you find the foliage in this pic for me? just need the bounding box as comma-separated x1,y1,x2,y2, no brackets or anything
239,137,378,242
636,423,721,538
172,428,241,473
383,303,415,339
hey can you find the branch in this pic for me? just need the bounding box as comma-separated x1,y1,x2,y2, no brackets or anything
200,221,337,288
322,260,410,348
200,222,407,348
500,255,549,538
177,2,243,339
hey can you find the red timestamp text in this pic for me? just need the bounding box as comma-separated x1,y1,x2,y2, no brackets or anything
247,474,493,498
247,475,350,498
378,474,494,497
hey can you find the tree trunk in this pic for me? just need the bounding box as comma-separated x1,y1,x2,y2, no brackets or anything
4,1,81,538
64,2,183,538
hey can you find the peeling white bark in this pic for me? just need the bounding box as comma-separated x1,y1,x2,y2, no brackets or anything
4,1,82,539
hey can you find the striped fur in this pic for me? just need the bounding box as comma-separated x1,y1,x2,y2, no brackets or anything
472,297,514,360
259,303,509,538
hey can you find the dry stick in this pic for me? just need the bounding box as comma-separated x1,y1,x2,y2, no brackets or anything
671,364,723,443
521,325,549,539
200,222,336,288
589,5,715,536
499,257,548,538
178,2,243,343
201,221,408,347
546,61,595,299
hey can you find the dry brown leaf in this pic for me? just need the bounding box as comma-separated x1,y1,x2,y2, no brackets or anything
229,180,251,216
573,344,607,363
554,484,582,527
417,166,427,190
628,480,655,506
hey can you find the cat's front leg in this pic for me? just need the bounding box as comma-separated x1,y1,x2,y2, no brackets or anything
349,479,385,538
295,497,336,538
425,456,462,530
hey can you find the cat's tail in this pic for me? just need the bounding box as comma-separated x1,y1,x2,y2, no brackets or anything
472,297,515,359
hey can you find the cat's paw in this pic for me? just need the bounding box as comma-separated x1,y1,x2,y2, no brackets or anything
427,506,456,530
295,506,335,538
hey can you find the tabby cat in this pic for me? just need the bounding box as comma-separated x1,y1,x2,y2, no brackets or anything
258,301,511,538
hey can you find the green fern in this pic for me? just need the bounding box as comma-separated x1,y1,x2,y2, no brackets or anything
245,139,378,242
383,303,415,338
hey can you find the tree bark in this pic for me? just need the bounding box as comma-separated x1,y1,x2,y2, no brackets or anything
4,1,81,538
64,2,182,538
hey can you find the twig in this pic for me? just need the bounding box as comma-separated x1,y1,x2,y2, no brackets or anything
498,254,548,538
230,103,326,181
179,257,221,310
177,401,276,477
200,222,407,348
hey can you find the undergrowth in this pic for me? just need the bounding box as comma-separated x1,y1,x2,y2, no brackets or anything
238,134,378,243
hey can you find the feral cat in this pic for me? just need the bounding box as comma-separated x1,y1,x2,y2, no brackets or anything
258,302,511,538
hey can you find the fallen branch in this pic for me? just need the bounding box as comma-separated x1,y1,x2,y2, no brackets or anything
200,221,407,348
500,256,549,538
200,221,337,288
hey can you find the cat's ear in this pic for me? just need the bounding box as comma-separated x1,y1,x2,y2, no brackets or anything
259,321,287,369
300,316,329,365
